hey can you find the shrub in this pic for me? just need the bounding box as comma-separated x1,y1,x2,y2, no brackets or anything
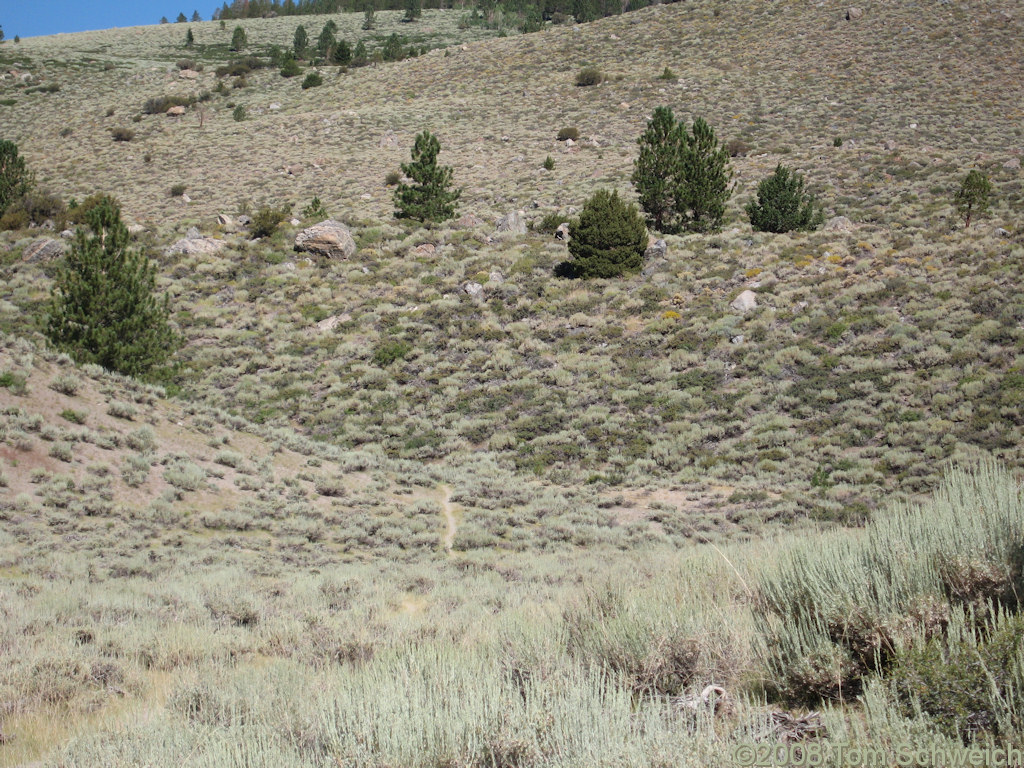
169,183,187,198
177,59,195,70
142,94,195,114
955,169,992,229
576,66,602,86
746,164,824,233
557,126,579,141
657,66,677,82
66,193,120,226
352,40,368,66
110,127,135,142
373,340,412,366
0,139,33,218
250,205,289,238
566,189,647,279
4,190,66,228
393,131,461,223
46,198,177,378
332,39,352,66
382,33,404,62
301,71,323,89
230,26,247,52
385,170,401,186
543,156,555,171
232,105,246,121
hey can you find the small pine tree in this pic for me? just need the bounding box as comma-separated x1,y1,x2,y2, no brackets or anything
631,106,686,234
393,131,460,223
382,33,403,61
678,117,732,233
403,0,422,21
176,11,187,22
332,39,352,66
352,40,368,66
191,9,201,21
955,169,993,229
293,24,308,57
46,199,176,378
0,139,34,218
363,3,376,30
746,164,824,233
185,27,194,47
567,189,647,279
280,51,301,77
230,25,247,51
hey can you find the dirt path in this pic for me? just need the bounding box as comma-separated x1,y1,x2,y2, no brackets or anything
438,484,458,552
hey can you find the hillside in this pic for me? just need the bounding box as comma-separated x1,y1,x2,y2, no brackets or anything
0,0,1023,764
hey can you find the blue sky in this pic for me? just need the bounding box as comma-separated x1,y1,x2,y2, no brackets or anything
3,1,205,39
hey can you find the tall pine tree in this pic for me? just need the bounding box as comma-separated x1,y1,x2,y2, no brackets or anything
631,106,686,234
679,117,732,233
46,199,177,378
393,131,460,223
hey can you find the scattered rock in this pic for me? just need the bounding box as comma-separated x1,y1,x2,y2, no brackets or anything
294,219,356,259
495,210,527,236
237,215,252,227
185,226,201,240
165,236,224,256
178,69,199,79
883,139,897,151
289,218,301,227
285,164,303,176
564,138,576,148
463,281,484,298
618,102,630,110
268,103,281,111
731,335,745,344
730,290,758,313
216,213,235,230
995,227,1011,237
1004,157,1021,170
845,6,862,20
60,229,74,239
555,222,571,241
644,238,667,260
127,224,145,237
166,105,186,116
457,213,484,228
180,193,191,203
316,313,351,332
379,131,399,148
488,270,504,284
824,215,855,233
411,243,436,258
22,238,65,263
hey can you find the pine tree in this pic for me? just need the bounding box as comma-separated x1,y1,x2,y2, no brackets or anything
403,0,422,22
955,169,993,229
230,25,247,51
0,139,33,218
185,27,195,47
191,9,202,21
293,24,308,57
317,23,335,59
332,39,352,66
631,106,686,234
566,189,647,279
352,39,368,66
746,164,824,233
362,2,376,30
176,11,188,22
394,131,460,223
678,117,732,233
46,199,177,378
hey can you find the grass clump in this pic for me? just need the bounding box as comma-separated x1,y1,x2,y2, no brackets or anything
557,126,579,141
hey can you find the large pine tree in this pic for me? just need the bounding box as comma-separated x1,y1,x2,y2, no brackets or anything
393,131,460,223
46,199,177,378
631,106,686,234
679,117,732,233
